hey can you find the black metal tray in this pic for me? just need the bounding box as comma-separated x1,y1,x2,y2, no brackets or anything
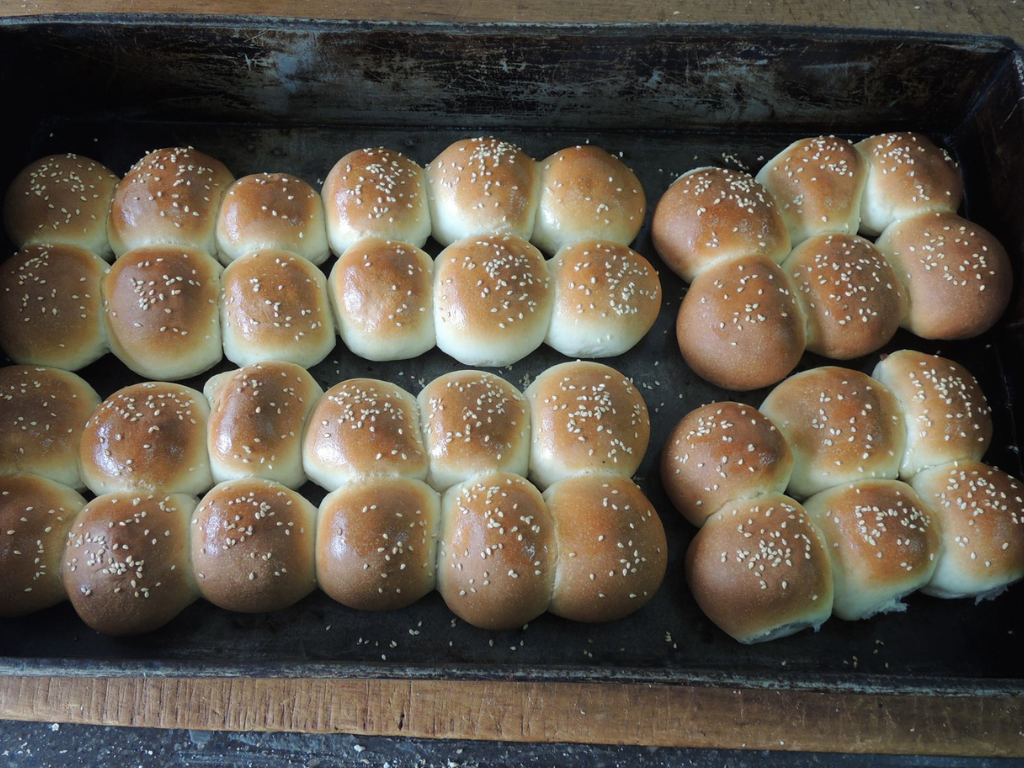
1,16,1022,699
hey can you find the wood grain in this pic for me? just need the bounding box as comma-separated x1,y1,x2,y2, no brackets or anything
0,675,1021,755
0,0,1023,46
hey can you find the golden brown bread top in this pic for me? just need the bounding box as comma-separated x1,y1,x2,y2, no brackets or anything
438,471,555,630
323,147,427,235
876,211,1012,340
755,136,866,241
675,254,805,391
652,167,790,283
806,479,939,584
220,248,331,346
0,366,100,481
316,477,440,611
872,350,992,477
760,367,906,498
103,245,222,358
206,361,322,476
80,382,210,493
856,132,962,215
546,473,667,623
685,493,833,642
216,172,323,255
660,401,794,528
535,145,646,249
108,147,233,252
62,492,197,635
427,137,539,237
0,243,108,367
419,370,529,473
549,240,661,329
304,378,427,481
433,234,552,341
527,361,650,480
783,233,907,360
0,472,86,617
3,153,119,253
190,478,317,613
912,461,1024,581
329,238,433,339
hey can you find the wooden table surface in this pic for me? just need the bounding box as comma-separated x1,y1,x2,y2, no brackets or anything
0,0,1021,45
1,0,1022,757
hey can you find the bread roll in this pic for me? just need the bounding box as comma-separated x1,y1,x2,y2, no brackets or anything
215,172,329,265
911,461,1024,600
760,367,906,499
685,493,834,644
191,478,317,613
302,379,427,491
328,237,435,361
782,233,907,360
107,147,234,257
437,471,555,630
433,234,553,366
532,146,646,255
426,137,540,246
0,473,86,617
676,254,805,391
316,476,441,611
0,243,108,370
661,401,794,527
651,167,790,283
754,136,867,246
545,473,667,623
855,132,963,236
204,361,323,488
803,479,940,620
62,492,198,635
545,240,662,358
219,248,335,368
322,147,431,255
872,350,992,479
875,211,1012,340
418,370,530,491
525,361,650,489
103,245,223,380
0,366,100,491
3,154,119,259
80,382,212,496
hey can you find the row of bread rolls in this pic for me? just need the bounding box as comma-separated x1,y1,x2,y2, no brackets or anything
654,133,1013,390
3,141,645,266
661,350,1024,643
0,361,666,634
0,361,651,497
1,469,667,636
76,361,648,496
0,235,661,374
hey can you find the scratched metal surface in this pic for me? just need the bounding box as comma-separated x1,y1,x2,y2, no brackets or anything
0,17,1022,695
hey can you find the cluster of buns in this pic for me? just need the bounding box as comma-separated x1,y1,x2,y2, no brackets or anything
1,360,667,634
299,360,666,630
654,134,1012,391
1,141,660,375
662,351,1023,643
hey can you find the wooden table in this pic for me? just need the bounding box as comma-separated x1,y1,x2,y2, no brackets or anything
0,0,1022,44
0,0,1022,757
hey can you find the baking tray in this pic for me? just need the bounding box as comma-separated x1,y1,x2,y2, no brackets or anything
1,16,1023,701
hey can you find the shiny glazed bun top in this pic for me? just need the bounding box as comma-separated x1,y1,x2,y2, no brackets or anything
652,166,790,283
3,153,119,258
